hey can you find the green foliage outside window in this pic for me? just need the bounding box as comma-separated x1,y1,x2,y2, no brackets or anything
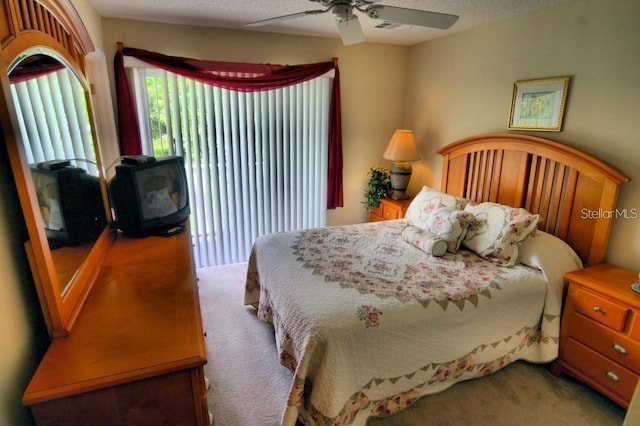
145,75,170,156
144,74,199,160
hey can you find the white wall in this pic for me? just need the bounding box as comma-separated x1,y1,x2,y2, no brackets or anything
404,0,640,271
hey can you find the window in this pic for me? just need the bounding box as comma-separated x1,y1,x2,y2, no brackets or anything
131,67,330,267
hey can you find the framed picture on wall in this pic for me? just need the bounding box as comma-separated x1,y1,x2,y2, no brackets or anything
508,76,570,131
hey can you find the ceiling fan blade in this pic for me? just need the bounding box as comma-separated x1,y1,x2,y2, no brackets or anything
336,15,365,45
367,5,459,30
245,9,327,27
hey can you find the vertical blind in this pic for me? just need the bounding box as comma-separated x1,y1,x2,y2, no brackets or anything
132,68,330,267
10,68,97,175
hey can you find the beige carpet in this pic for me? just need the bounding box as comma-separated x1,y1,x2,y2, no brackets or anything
198,263,627,426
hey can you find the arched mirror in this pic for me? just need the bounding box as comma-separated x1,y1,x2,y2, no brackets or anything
0,0,114,337
8,49,107,293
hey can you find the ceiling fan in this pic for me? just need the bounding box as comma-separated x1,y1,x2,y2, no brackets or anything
245,0,459,45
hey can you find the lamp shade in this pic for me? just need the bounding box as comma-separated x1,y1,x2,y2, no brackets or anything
383,130,420,162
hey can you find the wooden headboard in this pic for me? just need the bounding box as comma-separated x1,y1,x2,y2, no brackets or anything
439,133,629,267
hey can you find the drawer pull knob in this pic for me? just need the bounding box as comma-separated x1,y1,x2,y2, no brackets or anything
612,343,628,354
592,306,601,313
605,371,620,382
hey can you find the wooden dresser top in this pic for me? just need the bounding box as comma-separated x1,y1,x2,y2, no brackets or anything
23,229,207,405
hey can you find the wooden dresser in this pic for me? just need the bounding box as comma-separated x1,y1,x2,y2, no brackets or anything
368,198,412,222
553,263,640,408
22,228,210,425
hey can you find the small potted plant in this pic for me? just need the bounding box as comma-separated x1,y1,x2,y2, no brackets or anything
363,167,390,210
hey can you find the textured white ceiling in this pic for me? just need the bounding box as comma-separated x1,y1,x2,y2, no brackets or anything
88,0,576,46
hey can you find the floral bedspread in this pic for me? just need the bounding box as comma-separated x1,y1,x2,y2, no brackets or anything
244,220,562,426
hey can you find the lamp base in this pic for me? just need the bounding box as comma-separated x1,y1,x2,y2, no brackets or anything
389,192,410,200
389,162,412,200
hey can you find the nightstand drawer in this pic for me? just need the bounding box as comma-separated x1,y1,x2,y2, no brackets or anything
574,288,630,331
369,204,384,219
564,338,639,404
381,203,402,220
568,311,640,373
368,198,412,223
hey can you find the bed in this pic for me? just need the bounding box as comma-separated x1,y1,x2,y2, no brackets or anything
243,133,629,425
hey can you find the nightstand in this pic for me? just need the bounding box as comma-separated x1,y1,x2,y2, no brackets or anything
368,198,412,222
552,263,640,408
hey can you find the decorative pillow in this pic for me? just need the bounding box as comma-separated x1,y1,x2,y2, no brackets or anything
519,230,583,272
518,230,583,323
462,202,540,266
405,186,469,228
424,207,474,253
401,225,448,257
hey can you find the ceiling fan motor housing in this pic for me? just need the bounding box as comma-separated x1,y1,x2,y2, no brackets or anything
332,3,354,22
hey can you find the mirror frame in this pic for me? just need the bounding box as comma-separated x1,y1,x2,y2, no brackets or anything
0,0,114,337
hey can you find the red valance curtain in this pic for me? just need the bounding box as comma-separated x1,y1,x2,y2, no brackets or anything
114,45,343,209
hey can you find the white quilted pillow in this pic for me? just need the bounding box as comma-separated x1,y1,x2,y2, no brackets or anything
401,225,448,257
405,186,469,228
462,202,539,266
425,207,474,253
519,230,583,272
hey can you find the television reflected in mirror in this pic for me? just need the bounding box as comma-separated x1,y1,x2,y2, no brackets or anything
30,160,106,249
109,155,190,238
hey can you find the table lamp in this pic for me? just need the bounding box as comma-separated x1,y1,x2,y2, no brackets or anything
383,129,420,200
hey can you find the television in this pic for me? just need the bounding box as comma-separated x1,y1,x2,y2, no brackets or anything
109,155,190,237
30,161,107,249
